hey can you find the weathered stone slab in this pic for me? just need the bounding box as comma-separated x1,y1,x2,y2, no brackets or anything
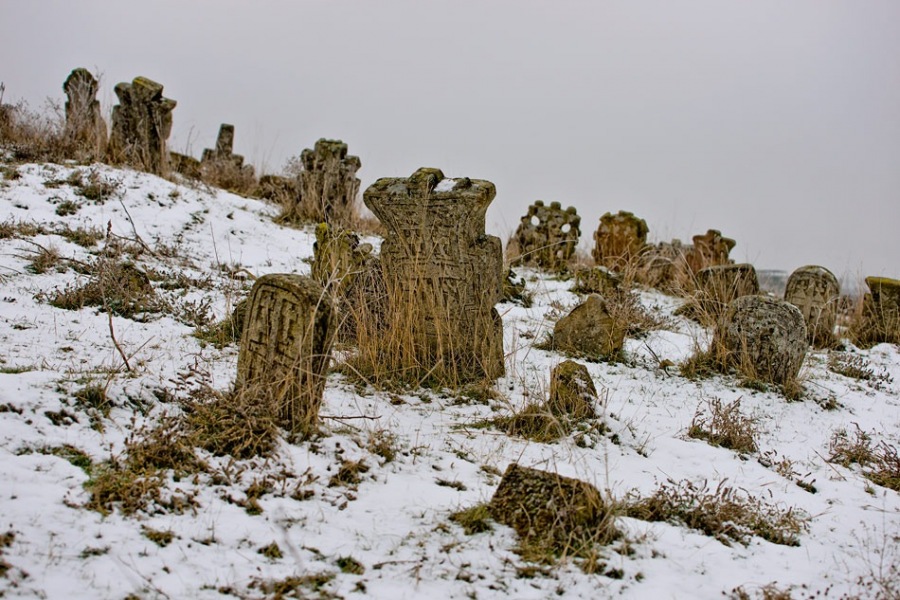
856,276,900,346
62,68,107,159
236,274,334,436
512,200,581,271
784,265,840,347
573,266,622,296
488,464,617,554
553,295,624,359
363,168,504,381
592,210,648,271
686,229,735,273
107,76,176,175
200,123,255,189
713,295,807,386
548,361,597,419
282,138,361,226
169,152,201,179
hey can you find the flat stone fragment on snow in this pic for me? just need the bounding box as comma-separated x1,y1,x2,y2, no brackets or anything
548,360,598,419
552,294,624,359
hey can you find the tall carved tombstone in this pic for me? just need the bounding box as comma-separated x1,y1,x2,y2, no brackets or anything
107,76,176,176
512,200,581,271
363,168,504,382
784,265,840,347
236,274,334,438
286,138,361,226
200,123,255,191
592,210,649,272
855,276,900,347
686,229,736,273
62,68,107,159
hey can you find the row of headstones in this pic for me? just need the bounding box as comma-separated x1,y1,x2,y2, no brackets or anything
60,68,361,226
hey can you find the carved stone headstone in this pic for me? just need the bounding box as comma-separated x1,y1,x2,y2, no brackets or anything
488,464,617,553
62,68,107,158
552,295,624,359
855,276,900,346
574,266,622,296
784,265,840,347
236,274,334,437
686,229,735,273
363,168,504,381
169,152,201,179
548,361,597,419
107,77,176,175
592,210,649,271
712,295,807,387
200,123,255,189
512,200,581,271
285,139,361,226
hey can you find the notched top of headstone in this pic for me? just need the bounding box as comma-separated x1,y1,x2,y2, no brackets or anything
107,76,176,175
512,200,581,271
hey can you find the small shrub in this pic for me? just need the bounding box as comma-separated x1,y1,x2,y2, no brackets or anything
57,225,104,247
336,556,365,575
828,352,893,390
367,429,400,463
494,402,570,443
688,397,757,454
728,583,794,600
328,459,369,488
74,382,111,416
25,244,63,274
185,387,279,460
55,200,80,216
142,527,175,547
248,573,336,599
828,425,900,492
48,259,165,320
449,503,493,535
624,479,809,547
257,542,283,560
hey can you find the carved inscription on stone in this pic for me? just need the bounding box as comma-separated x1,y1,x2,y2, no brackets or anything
592,210,649,271
236,274,333,436
62,68,107,159
284,138,361,226
107,77,176,175
363,168,504,381
784,265,840,347
512,200,581,271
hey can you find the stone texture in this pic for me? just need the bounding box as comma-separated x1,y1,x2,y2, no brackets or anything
592,210,649,271
679,263,761,323
284,139,361,226
236,274,334,436
169,152,201,179
856,276,900,346
713,295,808,386
573,266,622,296
107,77,176,175
501,268,530,306
512,200,581,271
488,464,617,553
62,68,107,158
363,168,504,381
784,265,840,347
548,361,597,419
552,295,624,359
686,229,735,273
200,123,255,189
255,174,298,204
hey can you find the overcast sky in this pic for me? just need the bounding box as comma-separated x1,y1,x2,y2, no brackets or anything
2,1,898,283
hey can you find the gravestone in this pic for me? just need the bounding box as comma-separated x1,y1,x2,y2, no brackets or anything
592,210,649,271
553,295,624,359
638,239,693,290
200,123,255,187
169,152,201,179
784,265,840,347
713,295,807,387
573,265,622,296
548,361,597,419
512,200,581,271
686,229,735,273
363,167,504,381
285,138,361,226
236,274,334,437
62,68,107,158
488,464,617,553
107,76,176,175
856,276,900,346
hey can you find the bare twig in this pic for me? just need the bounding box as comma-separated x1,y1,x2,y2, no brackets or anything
107,310,132,372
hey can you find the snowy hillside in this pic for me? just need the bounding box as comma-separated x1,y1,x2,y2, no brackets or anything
1,161,898,599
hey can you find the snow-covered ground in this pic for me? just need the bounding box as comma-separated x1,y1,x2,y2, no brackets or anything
1,161,898,599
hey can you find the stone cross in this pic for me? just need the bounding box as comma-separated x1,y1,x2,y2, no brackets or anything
512,200,581,271
592,210,649,271
62,68,107,158
107,77,176,176
288,138,361,226
200,123,254,187
687,229,736,273
236,274,334,437
363,167,504,381
784,265,840,347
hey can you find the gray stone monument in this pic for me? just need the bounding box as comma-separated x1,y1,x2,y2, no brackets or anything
107,77,176,175
512,200,581,271
784,265,840,347
62,68,107,159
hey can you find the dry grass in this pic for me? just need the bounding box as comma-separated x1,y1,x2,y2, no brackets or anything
624,479,809,547
185,386,280,460
688,397,758,454
828,425,900,492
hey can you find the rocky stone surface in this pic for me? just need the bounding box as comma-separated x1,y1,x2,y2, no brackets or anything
512,200,581,271
283,138,361,226
687,229,735,273
552,295,624,359
548,361,597,419
784,265,840,347
592,210,648,271
62,68,107,159
107,76,176,175
573,266,622,296
855,276,900,346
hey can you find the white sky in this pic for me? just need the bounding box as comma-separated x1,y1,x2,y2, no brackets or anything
2,0,898,283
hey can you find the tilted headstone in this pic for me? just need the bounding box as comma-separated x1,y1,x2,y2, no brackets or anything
512,200,581,271
592,210,649,271
236,274,334,437
856,276,900,346
552,294,624,359
712,295,807,387
200,123,255,184
784,265,840,347
62,68,107,158
488,464,617,553
573,265,622,296
363,167,504,381
107,77,176,175
548,360,597,419
686,229,735,273
285,138,361,226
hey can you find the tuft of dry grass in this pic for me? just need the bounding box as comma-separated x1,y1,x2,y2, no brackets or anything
828,425,900,492
185,386,280,460
624,479,809,547
688,397,758,454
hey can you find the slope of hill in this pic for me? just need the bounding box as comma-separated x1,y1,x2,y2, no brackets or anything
1,160,898,599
